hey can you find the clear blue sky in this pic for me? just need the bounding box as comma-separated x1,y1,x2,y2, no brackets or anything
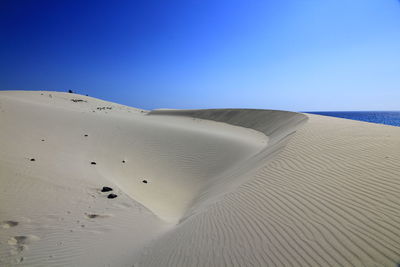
1,0,400,111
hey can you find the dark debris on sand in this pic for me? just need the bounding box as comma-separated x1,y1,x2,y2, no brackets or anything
101,186,113,192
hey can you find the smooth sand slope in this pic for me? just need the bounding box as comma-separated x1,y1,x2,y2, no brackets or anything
0,91,400,266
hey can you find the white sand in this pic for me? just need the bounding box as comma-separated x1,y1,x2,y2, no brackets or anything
0,91,399,266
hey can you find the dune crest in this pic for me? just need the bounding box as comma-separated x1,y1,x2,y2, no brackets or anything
148,109,307,222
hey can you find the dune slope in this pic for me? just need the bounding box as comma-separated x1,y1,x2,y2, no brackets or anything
137,113,400,267
1,91,400,267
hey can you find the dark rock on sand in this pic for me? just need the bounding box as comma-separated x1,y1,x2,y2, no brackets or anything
101,186,113,192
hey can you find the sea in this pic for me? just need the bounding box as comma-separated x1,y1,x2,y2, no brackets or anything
306,111,400,127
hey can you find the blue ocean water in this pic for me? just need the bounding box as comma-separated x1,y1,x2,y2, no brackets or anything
306,111,400,127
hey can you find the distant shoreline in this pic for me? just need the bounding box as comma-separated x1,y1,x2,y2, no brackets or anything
306,111,400,127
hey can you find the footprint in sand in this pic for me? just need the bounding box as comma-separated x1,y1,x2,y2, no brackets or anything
1,220,19,229
8,235,40,253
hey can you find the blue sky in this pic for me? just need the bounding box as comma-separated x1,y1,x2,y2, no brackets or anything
1,0,400,111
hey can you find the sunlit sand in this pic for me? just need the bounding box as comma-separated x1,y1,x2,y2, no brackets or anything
1,91,399,266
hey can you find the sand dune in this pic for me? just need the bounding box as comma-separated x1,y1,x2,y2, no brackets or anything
1,91,400,266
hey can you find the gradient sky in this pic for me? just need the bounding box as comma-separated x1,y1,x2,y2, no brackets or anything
1,0,400,111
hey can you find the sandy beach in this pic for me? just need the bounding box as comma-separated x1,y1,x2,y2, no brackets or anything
1,91,400,266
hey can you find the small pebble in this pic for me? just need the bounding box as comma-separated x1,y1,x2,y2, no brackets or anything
30,158,35,161
101,186,113,192
91,162,96,165
142,180,148,184
107,194,117,199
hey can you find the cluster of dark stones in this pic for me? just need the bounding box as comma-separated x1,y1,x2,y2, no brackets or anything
101,186,117,199
71,99,87,103
96,107,112,110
